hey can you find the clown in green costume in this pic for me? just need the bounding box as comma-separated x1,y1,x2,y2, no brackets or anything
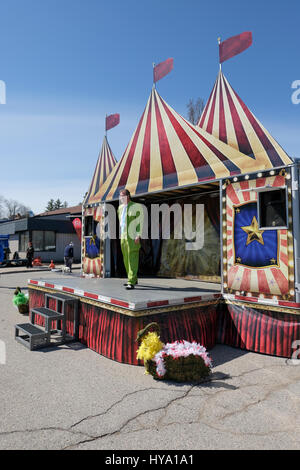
118,189,144,289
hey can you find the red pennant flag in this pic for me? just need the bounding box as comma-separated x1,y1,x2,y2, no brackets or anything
105,113,120,131
153,58,174,83
219,32,252,64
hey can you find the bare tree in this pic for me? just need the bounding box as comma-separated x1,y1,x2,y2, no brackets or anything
186,98,205,125
18,203,32,216
3,198,31,219
4,199,19,219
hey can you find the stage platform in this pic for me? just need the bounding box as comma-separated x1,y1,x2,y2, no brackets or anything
27,275,220,364
28,275,221,314
26,274,300,362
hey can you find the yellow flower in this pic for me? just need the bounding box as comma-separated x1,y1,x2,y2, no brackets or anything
136,332,163,362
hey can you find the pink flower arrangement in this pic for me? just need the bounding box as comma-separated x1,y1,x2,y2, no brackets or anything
153,340,212,378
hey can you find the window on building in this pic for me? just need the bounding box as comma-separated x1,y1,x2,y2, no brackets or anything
258,188,288,229
32,231,44,251
32,231,56,252
19,231,29,252
44,231,56,251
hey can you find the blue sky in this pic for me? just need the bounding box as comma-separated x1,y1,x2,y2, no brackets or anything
0,0,299,213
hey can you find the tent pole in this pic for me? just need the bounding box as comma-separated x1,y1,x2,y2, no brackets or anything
81,204,84,275
218,37,222,71
219,179,224,293
292,164,300,302
152,62,156,89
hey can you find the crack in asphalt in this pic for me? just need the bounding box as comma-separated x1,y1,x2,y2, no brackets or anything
64,368,300,449
0,385,197,448
62,374,235,449
69,387,174,430
0,426,94,441
63,384,198,449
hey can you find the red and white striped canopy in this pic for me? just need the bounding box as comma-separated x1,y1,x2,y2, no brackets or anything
198,71,292,169
90,88,264,203
85,135,117,206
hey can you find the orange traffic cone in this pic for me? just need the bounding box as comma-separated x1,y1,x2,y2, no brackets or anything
49,260,55,269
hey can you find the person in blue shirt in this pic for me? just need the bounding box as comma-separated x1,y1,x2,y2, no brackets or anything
64,241,74,273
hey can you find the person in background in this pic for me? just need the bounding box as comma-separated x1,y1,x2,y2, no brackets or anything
64,241,74,273
26,241,34,268
4,246,11,261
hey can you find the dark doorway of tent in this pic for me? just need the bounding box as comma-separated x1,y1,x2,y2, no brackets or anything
109,182,221,285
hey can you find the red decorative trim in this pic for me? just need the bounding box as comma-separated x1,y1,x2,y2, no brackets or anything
62,287,74,293
110,299,130,308
278,301,300,308
147,300,169,308
45,283,54,288
184,296,202,303
84,292,99,300
235,295,258,302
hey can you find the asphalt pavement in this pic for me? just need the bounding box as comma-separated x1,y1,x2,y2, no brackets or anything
1,271,300,450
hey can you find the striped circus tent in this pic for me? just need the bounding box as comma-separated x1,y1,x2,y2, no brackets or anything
84,135,117,206
197,70,292,169
89,88,265,203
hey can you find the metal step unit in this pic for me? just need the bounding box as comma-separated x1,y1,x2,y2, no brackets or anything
45,292,79,341
31,306,65,343
15,292,79,351
15,323,49,351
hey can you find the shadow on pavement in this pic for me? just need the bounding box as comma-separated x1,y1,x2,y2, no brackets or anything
37,342,88,353
209,344,249,367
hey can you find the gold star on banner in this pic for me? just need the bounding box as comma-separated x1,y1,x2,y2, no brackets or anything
241,216,265,246
235,208,240,214
270,258,276,264
236,257,242,263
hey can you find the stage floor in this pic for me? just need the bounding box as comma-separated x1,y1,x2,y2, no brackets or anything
28,275,221,312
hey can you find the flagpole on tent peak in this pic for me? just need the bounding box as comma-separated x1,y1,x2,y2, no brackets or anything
218,37,222,71
152,62,156,89
105,114,107,137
